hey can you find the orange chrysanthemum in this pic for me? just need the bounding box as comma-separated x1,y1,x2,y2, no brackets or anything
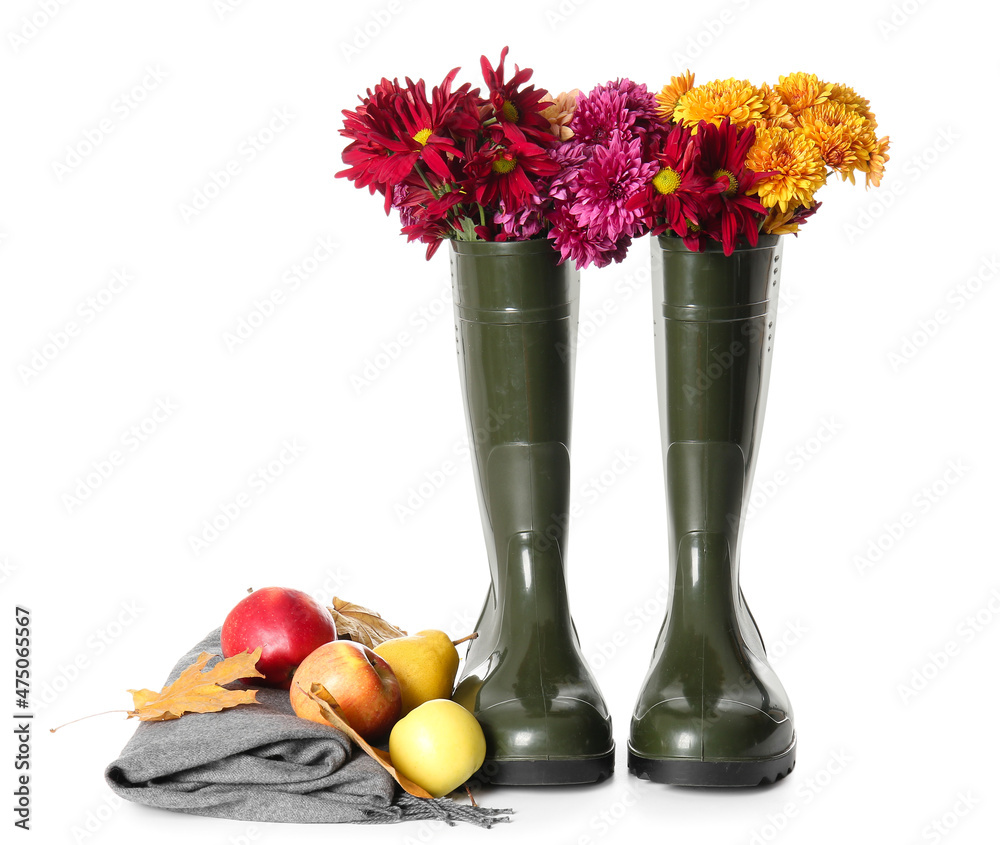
673,77,766,132
774,72,833,118
758,82,794,129
746,126,827,213
540,89,580,141
864,136,891,188
798,101,877,179
827,82,876,122
655,70,695,122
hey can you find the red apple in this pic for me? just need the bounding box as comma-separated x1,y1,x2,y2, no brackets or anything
221,587,337,689
289,640,402,742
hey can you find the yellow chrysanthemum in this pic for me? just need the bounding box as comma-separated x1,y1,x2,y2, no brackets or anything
757,82,794,129
864,136,890,188
762,207,801,235
673,77,766,131
540,89,580,141
774,72,833,118
827,82,876,123
655,70,695,122
798,101,877,178
746,127,828,213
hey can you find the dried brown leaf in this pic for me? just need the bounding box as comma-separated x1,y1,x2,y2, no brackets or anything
127,649,264,722
299,682,433,800
329,598,406,648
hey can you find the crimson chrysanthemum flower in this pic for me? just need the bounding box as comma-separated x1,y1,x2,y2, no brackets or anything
569,133,657,242
696,119,769,255
337,71,477,211
626,123,717,237
480,47,554,146
465,129,560,211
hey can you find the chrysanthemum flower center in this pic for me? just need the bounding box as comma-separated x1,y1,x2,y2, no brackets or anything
492,152,518,174
652,167,681,195
501,99,519,122
713,168,738,196
607,181,626,200
412,128,432,146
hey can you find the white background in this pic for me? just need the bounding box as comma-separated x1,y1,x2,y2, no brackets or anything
3,0,998,842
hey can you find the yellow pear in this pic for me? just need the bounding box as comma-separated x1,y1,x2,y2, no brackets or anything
388,699,486,797
374,630,475,715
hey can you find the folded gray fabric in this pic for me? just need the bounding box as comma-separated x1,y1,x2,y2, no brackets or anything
105,628,511,827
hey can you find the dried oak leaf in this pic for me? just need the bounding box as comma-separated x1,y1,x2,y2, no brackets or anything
299,682,433,800
127,648,264,722
329,598,406,648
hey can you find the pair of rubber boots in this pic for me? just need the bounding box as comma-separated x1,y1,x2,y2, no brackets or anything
449,236,795,788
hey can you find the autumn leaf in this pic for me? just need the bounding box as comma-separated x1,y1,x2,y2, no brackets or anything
329,598,406,648
127,648,264,722
50,648,265,733
298,682,433,800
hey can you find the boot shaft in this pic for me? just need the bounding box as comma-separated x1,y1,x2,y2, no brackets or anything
651,235,782,549
450,240,579,557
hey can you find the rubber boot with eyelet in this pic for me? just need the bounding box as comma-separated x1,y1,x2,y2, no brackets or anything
448,239,615,786
628,234,796,787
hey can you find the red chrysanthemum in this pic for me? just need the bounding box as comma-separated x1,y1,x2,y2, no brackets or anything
696,119,770,255
626,123,718,238
337,70,477,211
480,47,555,146
465,129,560,212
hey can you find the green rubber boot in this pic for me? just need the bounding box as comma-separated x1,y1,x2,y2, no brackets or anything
449,239,615,786
628,234,796,787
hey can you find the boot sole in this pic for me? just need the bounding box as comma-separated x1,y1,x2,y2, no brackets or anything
471,747,615,786
627,739,795,787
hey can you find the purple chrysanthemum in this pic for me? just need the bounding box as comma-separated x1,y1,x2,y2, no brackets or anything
569,133,658,241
